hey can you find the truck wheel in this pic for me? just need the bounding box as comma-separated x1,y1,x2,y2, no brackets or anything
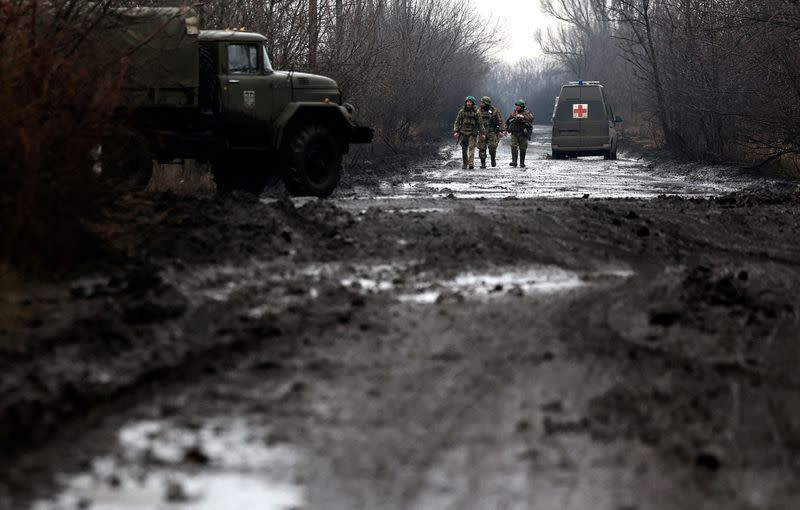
211,161,234,194
552,150,563,160
285,125,342,197
211,155,267,196
239,170,268,195
100,128,154,188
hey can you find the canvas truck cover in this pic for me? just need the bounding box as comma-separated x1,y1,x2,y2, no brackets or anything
97,7,200,107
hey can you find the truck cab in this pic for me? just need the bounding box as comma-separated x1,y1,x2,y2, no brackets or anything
107,8,373,197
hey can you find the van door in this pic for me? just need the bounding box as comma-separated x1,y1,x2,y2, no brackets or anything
580,86,610,150
552,86,581,149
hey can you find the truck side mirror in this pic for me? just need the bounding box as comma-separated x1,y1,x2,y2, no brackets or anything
614,116,623,124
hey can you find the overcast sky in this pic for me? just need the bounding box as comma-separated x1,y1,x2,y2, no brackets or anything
471,0,559,62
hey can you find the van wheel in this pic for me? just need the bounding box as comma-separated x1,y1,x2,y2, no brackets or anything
285,124,341,197
552,150,564,160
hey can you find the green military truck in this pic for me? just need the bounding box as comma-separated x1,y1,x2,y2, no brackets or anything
551,81,621,160
101,7,373,196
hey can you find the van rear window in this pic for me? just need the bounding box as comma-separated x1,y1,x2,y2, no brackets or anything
583,100,607,120
581,87,602,101
554,102,574,121
559,87,581,100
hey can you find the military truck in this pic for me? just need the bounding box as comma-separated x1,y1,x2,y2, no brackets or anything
551,81,621,160
100,7,373,196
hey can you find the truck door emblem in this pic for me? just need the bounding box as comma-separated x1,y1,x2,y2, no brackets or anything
244,90,255,109
573,103,588,119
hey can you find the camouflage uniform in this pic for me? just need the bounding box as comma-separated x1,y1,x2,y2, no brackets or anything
506,100,534,167
453,96,486,169
477,96,505,168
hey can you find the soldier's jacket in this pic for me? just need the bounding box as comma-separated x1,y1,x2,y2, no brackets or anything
506,109,534,133
453,106,486,136
480,105,505,133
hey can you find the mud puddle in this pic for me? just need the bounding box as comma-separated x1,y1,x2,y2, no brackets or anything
173,259,631,311
33,418,304,510
340,264,634,304
367,126,761,200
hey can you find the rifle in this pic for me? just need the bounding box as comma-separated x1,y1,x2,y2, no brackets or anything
508,112,533,139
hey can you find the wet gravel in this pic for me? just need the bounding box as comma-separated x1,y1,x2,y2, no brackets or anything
348,126,775,200
2,136,800,509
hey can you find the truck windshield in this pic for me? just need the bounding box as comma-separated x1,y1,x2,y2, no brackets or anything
262,44,273,72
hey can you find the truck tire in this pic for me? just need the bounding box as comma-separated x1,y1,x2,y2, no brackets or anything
211,160,234,194
100,128,154,188
284,124,342,197
211,154,267,196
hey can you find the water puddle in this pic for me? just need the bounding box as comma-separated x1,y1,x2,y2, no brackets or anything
337,264,633,304
370,125,759,200
33,418,304,510
166,260,631,319
383,207,447,214
398,266,632,303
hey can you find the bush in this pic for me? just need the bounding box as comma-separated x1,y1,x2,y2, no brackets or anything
0,1,125,275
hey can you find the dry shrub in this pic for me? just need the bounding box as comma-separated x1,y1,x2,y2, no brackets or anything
0,1,124,275
620,118,664,151
147,160,216,194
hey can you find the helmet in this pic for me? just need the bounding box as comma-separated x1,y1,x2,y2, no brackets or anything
515,99,526,108
481,96,492,105
465,95,477,105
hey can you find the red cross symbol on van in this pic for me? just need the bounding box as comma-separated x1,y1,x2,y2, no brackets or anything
573,103,588,119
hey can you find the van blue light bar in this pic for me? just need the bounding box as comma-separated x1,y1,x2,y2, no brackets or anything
568,80,601,86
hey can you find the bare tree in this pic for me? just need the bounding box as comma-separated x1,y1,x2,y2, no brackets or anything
538,0,800,166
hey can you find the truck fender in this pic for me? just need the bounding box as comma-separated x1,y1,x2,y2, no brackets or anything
272,102,359,153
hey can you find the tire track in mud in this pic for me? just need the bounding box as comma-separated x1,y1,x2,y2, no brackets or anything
299,290,668,510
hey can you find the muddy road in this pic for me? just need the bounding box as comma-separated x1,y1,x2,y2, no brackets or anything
2,127,800,510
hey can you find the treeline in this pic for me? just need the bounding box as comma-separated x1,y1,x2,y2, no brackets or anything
193,0,496,147
539,0,800,166
0,0,494,271
0,0,128,271
480,58,567,125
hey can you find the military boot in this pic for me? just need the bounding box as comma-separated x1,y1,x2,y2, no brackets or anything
519,149,527,168
490,149,497,167
461,147,468,169
479,157,486,169
510,148,518,167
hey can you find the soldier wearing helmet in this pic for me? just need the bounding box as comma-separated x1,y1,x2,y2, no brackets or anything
506,99,534,168
453,95,486,169
477,96,505,168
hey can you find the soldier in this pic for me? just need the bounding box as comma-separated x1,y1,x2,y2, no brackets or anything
506,99,534,168
477,96,505,168
453,95,486,169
